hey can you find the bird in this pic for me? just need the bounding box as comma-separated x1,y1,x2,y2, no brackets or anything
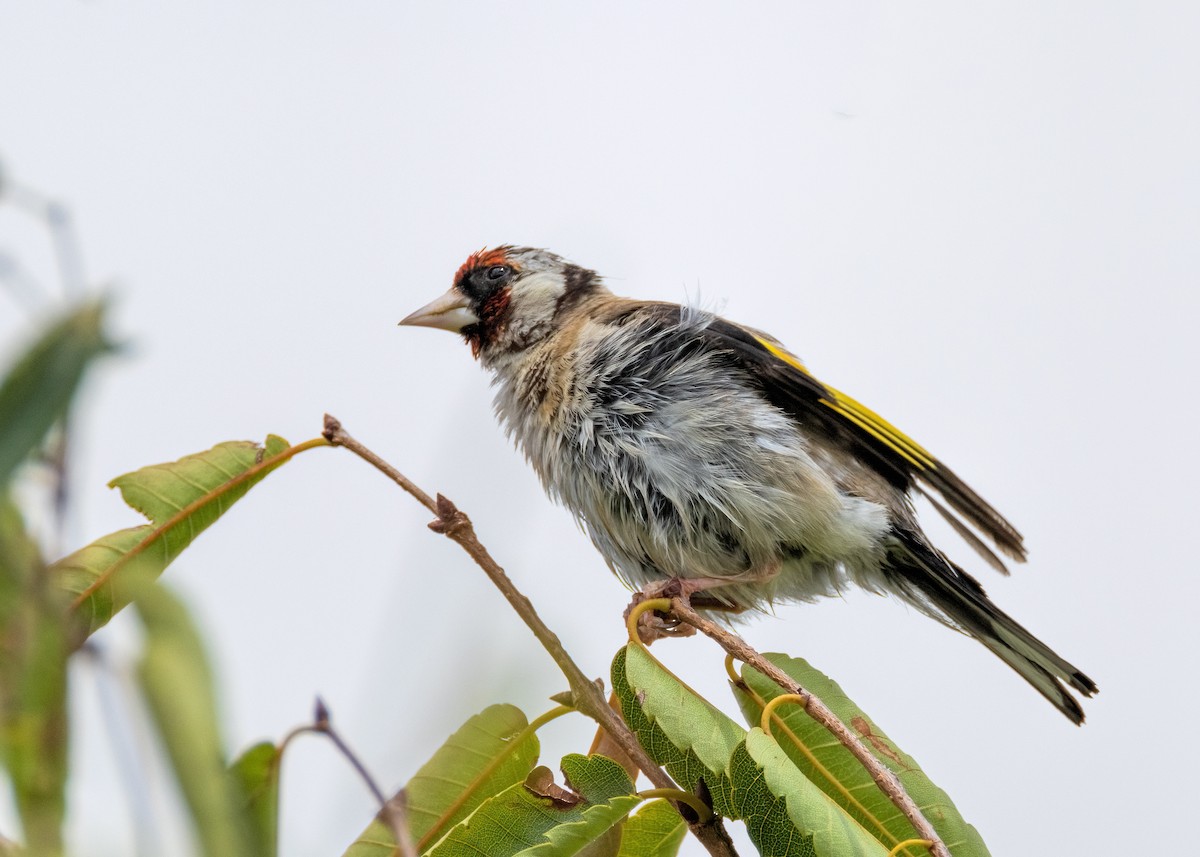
400,245,1097,724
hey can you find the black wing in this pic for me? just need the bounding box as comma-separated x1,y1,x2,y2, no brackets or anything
706,315,1027,565
604,301,1027,566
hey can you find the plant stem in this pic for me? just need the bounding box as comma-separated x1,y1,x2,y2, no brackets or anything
669,598,952,857
278,699,417,857
322,414,738,857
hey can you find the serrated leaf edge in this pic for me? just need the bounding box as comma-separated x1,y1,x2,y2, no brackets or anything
738,679,900,848
417,705,569,853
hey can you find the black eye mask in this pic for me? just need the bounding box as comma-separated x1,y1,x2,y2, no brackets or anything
462,264,514,301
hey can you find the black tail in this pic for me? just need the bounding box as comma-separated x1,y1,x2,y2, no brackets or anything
884,529,1098,725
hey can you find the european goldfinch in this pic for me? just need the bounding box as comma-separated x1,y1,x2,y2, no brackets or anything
401,246,1097,723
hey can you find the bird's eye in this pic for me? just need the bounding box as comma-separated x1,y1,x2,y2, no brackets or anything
486,265,510,281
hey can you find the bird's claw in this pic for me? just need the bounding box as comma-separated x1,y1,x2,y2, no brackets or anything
623,579,724,644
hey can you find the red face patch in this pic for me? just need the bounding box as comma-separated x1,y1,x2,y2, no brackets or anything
454,246,513,286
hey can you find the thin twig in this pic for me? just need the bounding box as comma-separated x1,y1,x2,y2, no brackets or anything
668,598,952,857
321,414,738,857
48,417,71,558
310,697,416,857
79,642,159,857
0,176,85,297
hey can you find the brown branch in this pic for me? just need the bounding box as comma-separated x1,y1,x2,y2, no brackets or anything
321,415,738,857
668,598,952,857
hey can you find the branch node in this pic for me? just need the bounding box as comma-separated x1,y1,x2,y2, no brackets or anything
317,413,740,857
322,413,343,443
429,493,471,536
313,695,331,729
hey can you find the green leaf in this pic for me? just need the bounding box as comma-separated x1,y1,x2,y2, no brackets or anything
339,823,396,857
0,496,70,856
51,434,308,641
727,730,890,857
616,645,891,857
342,704,541,857
410,703,542,848
426,755,640,857
136,582,251,857
614,800,686,857
612,645,743,814
229,741,281,857
622,645,746,780
0,299,114,489
732,654,991,857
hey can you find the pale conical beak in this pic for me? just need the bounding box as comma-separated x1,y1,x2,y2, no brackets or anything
399,288,480,332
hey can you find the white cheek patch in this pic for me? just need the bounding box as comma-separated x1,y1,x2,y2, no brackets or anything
517,271,567,308
505,271,566,340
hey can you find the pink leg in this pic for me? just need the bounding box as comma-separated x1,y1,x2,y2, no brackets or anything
625,563,781,643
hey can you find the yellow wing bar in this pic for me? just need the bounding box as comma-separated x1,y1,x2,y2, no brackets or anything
755,336,938,471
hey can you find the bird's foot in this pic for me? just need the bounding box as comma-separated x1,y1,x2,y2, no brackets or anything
624,586,696,643
624,577,748,644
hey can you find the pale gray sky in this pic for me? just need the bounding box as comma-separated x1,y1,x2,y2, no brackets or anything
2,2,1197,855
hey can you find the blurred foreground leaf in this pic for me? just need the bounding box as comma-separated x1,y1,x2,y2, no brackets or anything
732,654,990,857
0,497,70,856
229,741,281,857
51,434,323,641
136,581,251,857
0,299,114,488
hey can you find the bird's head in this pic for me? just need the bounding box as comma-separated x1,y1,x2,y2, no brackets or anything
400,246,604,359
